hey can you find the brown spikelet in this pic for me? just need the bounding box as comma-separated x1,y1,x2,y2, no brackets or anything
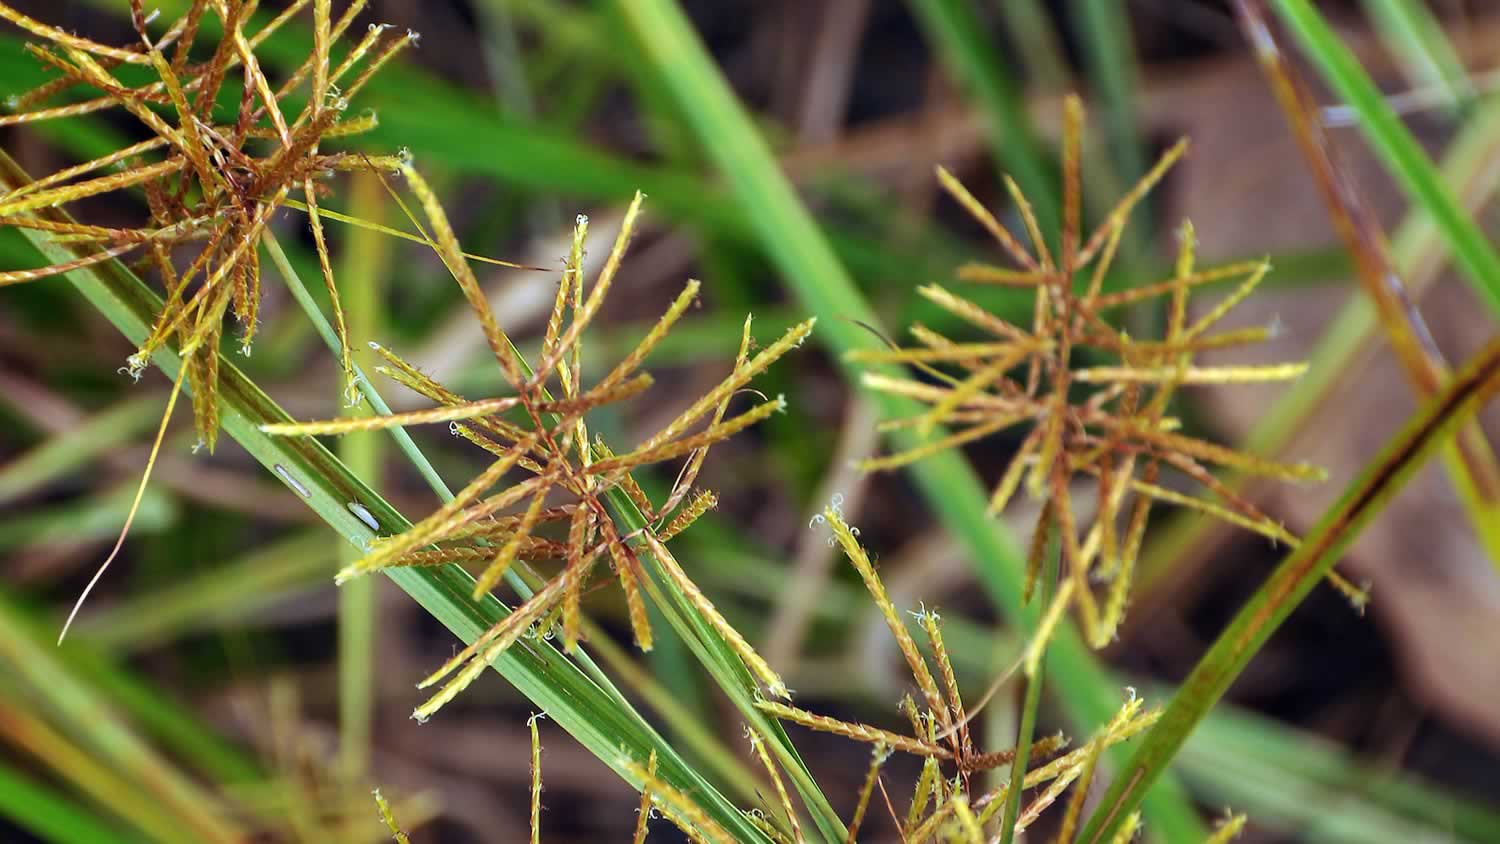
472,488,550,599
656,490,718,542
746,729,803,843
632,751,657,844
852,94,1354,644
823,507,950,734
601,520,654,652
755,701,950,759
0,1,420,433
255,191,806,717
528,713,544,844
844,745,889,844
619,756,736,844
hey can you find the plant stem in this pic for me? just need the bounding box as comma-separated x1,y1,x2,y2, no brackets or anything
998,527,1058,844
1077,336,1500,844
335,171,387,781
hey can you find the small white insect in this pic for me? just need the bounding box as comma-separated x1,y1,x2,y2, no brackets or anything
272,464,311,498
347,501,380,532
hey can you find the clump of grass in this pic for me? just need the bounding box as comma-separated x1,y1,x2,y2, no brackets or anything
0,1,461,640
0,0,427,421
851,95,1365,649
263,189,812,721
3,6,1452,839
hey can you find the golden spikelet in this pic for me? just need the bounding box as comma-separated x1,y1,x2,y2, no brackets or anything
620,756,736,844
760,508,1162,840
262,199,806,717
2,0,518,637
850,94,1362,647
0,0,435,434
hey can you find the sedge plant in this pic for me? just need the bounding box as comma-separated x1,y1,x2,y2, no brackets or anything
6,4,1500,843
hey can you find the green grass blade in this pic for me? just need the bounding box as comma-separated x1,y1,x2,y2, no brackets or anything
0,763,148,844
1068,0,1148,189
0,396,160,506
0,150,774,844
583,623,767,810
1271,0,1500,315
1180,701,1500,843
1077,336,1500,844
336,173,388,782
907,0,1058,231
997,0,1072,93
0,609,241,844
997,532,1057,844
76,531,329,651
615,2,1204,839
1360,0,1473,117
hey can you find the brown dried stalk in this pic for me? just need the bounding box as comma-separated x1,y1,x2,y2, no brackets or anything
854,95,1365,648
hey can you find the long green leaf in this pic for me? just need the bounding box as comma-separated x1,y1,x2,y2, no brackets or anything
0,763,147,844
335,172,387,781
0,397,161,506
906,0,1057,231
1068,0,1148,188
1077,335,1500,844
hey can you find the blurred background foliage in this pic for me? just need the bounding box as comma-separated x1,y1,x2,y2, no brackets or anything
2,0,1500,841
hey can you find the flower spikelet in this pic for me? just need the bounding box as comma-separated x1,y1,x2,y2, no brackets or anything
851,95,1364,646
264,197,809,717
